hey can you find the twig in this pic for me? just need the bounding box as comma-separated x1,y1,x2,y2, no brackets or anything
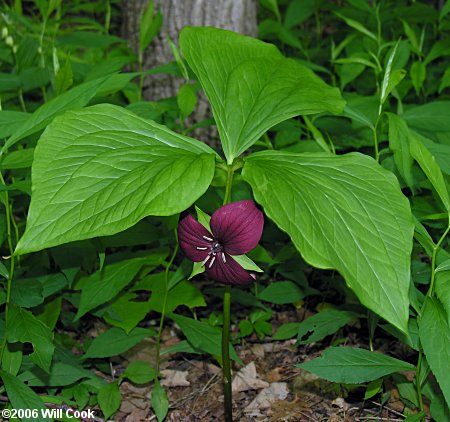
368,400,406,418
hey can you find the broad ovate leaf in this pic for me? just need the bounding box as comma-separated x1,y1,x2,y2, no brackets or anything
297,347,414,384
0,370,47,422
15,104,216,254
403,101,450,132
2,75,119,153
387,113,414,189
419,297,450,410
180,26,344,164
409,131,450,212
243,151,413,332
7,305,54,372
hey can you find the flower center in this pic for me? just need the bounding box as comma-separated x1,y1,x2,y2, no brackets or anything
197,236,227,268
211,241,222,255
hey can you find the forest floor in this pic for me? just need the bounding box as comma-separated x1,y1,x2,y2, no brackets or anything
97,306,427,422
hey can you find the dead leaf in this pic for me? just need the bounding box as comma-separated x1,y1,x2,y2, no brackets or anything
332,397,349,411
250,344,265,358
161,369,190,387
266,368,282,383
232,361,269,392
244,382,289,412
207,363,221,376
125,408,148,422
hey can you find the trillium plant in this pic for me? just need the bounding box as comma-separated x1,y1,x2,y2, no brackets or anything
178,200,264,419
8,24,449,421
178,200,264,285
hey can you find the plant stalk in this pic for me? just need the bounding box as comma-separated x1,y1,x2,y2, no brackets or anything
155,234,179,374
372,118,380,162
0,173,16,364
221,164,234,421
138,52,144,102
223,165,234,205
222,284,232,422
415,350,424,415
428,216,450,297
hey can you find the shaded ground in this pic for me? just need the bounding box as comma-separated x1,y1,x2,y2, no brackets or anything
99,307,427,422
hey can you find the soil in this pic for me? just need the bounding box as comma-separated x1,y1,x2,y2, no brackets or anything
102,307,427,422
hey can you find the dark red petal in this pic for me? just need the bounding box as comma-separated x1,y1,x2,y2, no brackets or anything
206,252,255,285
210,200,264,255
177,215,213,262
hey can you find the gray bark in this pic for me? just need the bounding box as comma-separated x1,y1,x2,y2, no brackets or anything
122,0,257,141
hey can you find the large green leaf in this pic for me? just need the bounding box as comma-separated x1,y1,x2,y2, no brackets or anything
19,362,92,387
179,27,344,164
387,113,414,188
83,327,154,359
409,131,450,212
421,139,450,176
170,313,241,363
122,361,156,384
98,381,121,420
0,370,47,422
403,101,450,132
243,151,413,332
1,75,118,153
75,255,165,320
15,104,216,254
152,379,169,422
0,110,29,139
296,310,359,345
297,347,414,383
436,252,450,324
7,305,54,372
258,281,303,304
419,297,450,410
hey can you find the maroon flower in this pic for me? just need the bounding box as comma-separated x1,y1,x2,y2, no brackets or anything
178,200,264,285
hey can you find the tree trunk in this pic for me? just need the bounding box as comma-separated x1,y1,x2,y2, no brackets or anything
122,0,257,142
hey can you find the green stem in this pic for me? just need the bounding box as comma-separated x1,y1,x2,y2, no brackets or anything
372,115,381,162
314,11,321,41
221,165,235,421
222,284,232,422
375,3,382,53
105,0,111,33
138,53,144,102
39,17,47,68
18,89,26,112
223,165,234,205
0,173,16,364
1,174,14,255
10,203,19,250
40,86,47,103
0,256,14,364
263,133,273,150
11,48,26,112
155,235,179,374
372,127,379,162
254,281,259,297
415,350,424,415
428,218,450,297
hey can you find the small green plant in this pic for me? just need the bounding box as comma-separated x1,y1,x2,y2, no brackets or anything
0,0,449,420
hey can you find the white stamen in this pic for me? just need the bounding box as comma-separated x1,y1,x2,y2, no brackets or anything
196,246,208,250
202,235,213,241
222,253,226,263
209,256,216,268
202,255,210,266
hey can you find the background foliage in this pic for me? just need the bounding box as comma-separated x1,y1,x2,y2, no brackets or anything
0,0,450,420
